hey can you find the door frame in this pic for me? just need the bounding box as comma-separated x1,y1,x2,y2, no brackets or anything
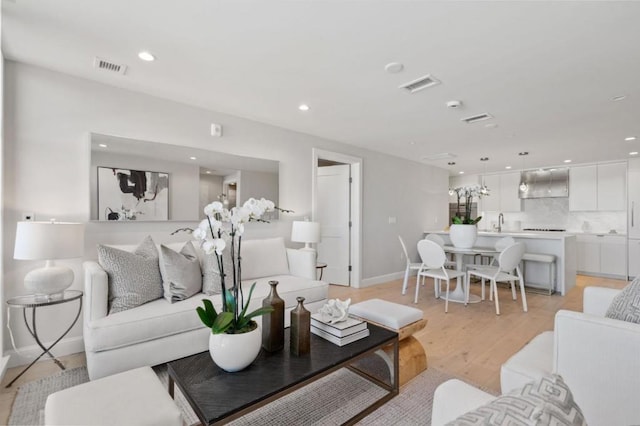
312,148,362,288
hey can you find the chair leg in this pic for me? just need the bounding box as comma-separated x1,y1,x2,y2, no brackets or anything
481,277,485,300
402,266,410,295
510,280,517,300
445,279,450,313
414,273,421,304
518,269,528,312
433,278,440,299
492,280,500,315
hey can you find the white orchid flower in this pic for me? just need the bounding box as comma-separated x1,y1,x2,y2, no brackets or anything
202,240,216,255
236,223,245,236
260,198,275,212
204,201,224,216
212,238,226,256
192,227,207,241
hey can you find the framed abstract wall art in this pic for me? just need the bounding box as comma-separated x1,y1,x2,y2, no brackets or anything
97,167,169,221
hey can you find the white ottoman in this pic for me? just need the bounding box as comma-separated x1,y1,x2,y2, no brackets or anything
350,298,427,385
500,331,554,394
44,366,182,426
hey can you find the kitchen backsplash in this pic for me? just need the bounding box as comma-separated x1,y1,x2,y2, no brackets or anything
479,197,627,234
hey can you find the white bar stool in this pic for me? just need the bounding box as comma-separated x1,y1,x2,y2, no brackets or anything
521,252,556,295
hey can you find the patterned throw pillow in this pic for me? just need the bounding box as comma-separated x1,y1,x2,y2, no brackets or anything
159,241,202,303
605,276,640,324
201,235,234,295
447,374,586,426
97,236,163,314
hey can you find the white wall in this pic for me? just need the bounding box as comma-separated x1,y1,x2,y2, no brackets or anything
0,7,8,378
2,61,448,364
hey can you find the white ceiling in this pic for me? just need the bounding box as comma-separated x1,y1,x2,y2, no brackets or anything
3,0,640,176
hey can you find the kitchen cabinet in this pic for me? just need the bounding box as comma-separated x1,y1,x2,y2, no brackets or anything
569,163,626,211
628,239,640,279
628,159,640,239
480,172,521,212
576,234,626,278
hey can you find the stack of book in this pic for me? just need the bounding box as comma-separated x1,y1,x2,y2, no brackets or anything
310,313,369,346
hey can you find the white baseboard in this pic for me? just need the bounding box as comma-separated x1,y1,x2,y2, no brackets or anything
6,336,85,369
0,355,10,382
359,270,415,288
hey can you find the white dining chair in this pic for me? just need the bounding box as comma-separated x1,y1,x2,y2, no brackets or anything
398,235,422,295
465,242,527,315
468,235,516,271
425,234,457,269
416,239,466,312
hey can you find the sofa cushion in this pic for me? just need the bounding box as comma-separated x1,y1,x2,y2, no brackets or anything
447,374,586,426
97,236,163,314
201,234,234,295
240,237,290,280
606,276,640,324
160,242,202,303
85,274,328,352
500,331,554,394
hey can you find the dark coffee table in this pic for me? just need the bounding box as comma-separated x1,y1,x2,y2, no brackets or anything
167,323,398,425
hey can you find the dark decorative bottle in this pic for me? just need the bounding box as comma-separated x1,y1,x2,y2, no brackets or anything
290,296,310,356
262,280,284,352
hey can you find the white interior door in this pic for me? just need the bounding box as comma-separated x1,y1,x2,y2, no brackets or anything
317,164,350,286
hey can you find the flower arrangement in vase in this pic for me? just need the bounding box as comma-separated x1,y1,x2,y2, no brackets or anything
193,197,291,371
449,184,488,225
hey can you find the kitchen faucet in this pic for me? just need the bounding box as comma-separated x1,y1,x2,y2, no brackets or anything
498,213,504,233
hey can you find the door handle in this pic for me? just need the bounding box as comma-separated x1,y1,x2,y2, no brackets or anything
633,202,635,227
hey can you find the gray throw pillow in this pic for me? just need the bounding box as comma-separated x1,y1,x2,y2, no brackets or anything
201,235,235,295
606,277,640,324
447,374,586,426
160,242,202,303
97,236,163,314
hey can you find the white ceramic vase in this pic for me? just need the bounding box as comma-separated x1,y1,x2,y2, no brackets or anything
208,323,262,372
449,224,478,249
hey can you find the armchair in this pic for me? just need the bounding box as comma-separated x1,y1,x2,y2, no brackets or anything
500,286,640,426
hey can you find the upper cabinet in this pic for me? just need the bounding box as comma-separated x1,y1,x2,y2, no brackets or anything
569,162,626,211
628,158,640,239
480,172,521,212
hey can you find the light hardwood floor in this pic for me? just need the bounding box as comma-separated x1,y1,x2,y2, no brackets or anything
0,274,627,423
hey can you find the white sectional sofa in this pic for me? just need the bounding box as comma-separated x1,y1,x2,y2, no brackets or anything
83,237,328,380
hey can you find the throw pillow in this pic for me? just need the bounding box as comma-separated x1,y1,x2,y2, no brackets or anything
446,374,586,426
159,241,202,303
201,234,234,295
97,236,163,314
605,276,640,324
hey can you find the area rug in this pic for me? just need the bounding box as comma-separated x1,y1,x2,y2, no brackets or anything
9,364,477,425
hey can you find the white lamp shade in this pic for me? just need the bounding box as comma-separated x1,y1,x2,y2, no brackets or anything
14,221,85,260
291,221,321,244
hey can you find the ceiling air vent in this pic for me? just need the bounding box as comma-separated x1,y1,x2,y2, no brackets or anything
399,74,441,93
421,153,457,161
461,113,493,124
93,57,127,75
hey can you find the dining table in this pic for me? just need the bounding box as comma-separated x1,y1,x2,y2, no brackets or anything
442,245,498,304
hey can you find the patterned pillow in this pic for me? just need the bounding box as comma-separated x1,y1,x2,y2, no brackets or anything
97,236,163,314
159,241,202,303
201,234,234,295
447,374,586,426
606,277,640,324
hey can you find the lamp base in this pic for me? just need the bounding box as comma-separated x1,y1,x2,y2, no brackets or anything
24,262,74,298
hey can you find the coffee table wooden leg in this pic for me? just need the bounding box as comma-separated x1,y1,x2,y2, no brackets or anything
387,335,427,386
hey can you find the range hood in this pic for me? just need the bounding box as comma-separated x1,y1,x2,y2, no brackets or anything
518,168,569,199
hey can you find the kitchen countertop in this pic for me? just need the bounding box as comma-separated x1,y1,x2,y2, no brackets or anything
424,230,576,240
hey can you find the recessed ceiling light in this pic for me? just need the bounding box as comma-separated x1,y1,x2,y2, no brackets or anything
625,136,637,141
384,62,404,73
410,141,416,145
564,159,572,163
298,104,310,111
612,95,627,102
485,123,498,129
505,166,512,169
459,171,465,174
480,157,489,161
98,143,107,148
138,51,155,62
447,162,456,165
630,152,639,156
205,171,212,174
519,152,529,156
190,156,197,160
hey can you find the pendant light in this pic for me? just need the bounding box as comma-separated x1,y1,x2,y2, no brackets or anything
519,152,529,192
480,157,489,195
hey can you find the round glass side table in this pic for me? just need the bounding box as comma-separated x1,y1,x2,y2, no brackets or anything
5,290,83,388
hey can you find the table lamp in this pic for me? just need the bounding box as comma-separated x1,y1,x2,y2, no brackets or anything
291,221,321,254
14,220,85,297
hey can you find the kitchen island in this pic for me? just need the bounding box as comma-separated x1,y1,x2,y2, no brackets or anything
424,230,577,295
